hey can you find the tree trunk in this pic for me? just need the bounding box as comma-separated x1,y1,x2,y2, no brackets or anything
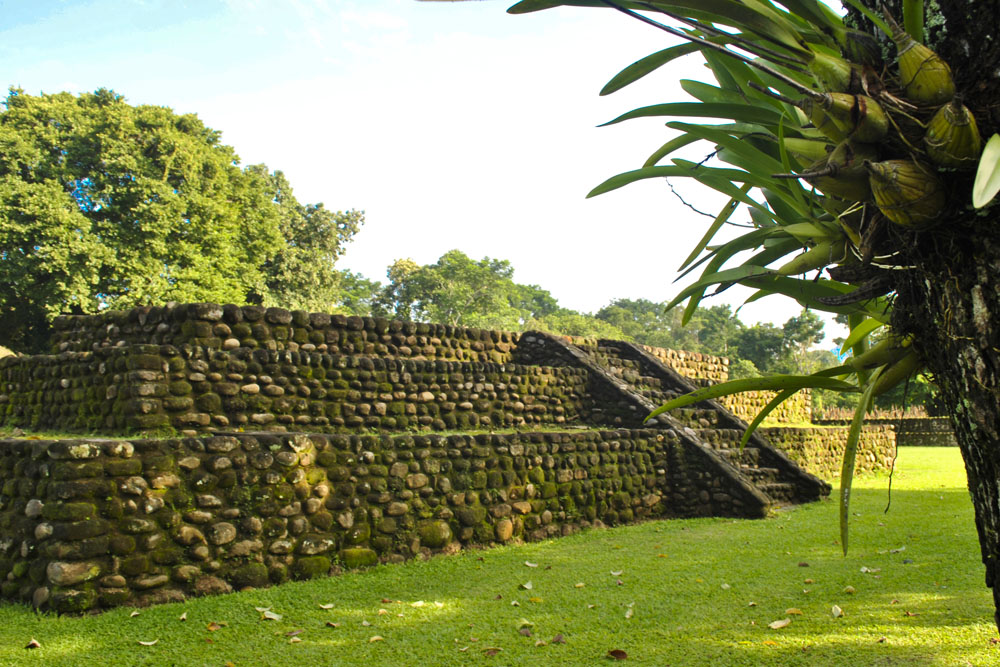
849,0,1000,630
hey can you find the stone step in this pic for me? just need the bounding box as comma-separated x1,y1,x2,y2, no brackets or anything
757,481,797,503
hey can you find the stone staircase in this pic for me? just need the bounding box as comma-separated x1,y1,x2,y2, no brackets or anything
563,338,828,507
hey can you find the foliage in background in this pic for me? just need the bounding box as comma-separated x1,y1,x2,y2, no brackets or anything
0,89,361,352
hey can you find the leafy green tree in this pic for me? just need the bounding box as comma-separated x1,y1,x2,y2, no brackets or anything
529,309,629,339
0,88,360,351
373,250,526,329
247,168,363,311
595,298,687,349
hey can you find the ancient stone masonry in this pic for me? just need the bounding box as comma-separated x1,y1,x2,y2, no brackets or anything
0,303,903,611
0,430,766,613
814,417,956,447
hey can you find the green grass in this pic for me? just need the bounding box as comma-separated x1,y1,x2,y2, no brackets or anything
0,447,995,666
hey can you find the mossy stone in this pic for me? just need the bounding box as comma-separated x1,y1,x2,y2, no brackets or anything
196,393,222,413
232,563,269,589
471,471,487,489
12,561,28,578
310,511,333,531
51,585,98,613
41,502,96,522
151,546,184,565
217,469,237,489
169,380,193,396
291,556,331,580
109,535,136,556
99,589,131,607
268,564,289,584
345,522,371,546
105,459,143,476
28,561,48,585
121,554,151,576
339,547,377,569
528,468,545,484
52,461,104,480
417,520,453,549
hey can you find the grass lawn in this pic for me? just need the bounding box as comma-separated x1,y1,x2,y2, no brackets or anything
0,446,995,666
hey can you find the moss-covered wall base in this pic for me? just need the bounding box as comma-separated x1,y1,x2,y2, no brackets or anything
760,425,896,479
0,429,767,613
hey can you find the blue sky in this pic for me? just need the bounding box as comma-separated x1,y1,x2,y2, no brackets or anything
2,0,838,338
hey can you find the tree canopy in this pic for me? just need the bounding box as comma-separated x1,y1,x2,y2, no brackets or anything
0,88,361,351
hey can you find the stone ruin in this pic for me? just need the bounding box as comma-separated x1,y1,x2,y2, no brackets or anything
0,303,894,612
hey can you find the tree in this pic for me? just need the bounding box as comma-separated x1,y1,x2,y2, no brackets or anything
503,0,1000,629
0,89,361,351
374,250,529,329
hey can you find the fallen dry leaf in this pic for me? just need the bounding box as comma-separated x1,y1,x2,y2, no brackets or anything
458,646,469,652
286,629,304,637
798,562,809,567
785,608,803,616
381,598,394,603
130,610,141,618
528,597,543,604
904,610,920,617
768,618,792,630
552,634,566,644
319,603,335,610
362,620,371,627
617,579,624,586
832,605,844,618
511,601,520,607
483,647,502,656
890,599,900,605
657,554,668,558
179,612,187,622
410,600,425,608
574,583,585,588
377,609,389,616
878,636,888,643
625,607,634,619
369,635,383,643
326,622,341,628
611,570,624,576
587,604,597,609
289,636,302,644
519,628,532,637
748,602,757,607
534,639,547,646
525,561,538,568
206,622,226,631
137,639,158,646
860,566,881,574
803,579,815,584
494,595,503,600
518,618,534,629
25,638,40,649
260,610,282,622
520,582,533,590
607,648,628,660
720,583,731,590
762,640,777,646
843,586,856,595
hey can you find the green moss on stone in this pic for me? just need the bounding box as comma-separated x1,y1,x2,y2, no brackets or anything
109,535,136,556
339,547,377,569
105,459,143,476
418,520,453,549
232,563,270,589
291,556,331,580
42,502,96,522
120,555,151,576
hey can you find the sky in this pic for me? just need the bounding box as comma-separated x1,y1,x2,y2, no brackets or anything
1,0,844,341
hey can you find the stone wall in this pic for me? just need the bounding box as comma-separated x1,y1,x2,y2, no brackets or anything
49,304,519,363
721,389,813,426
2,345,631,435
759,425,896,479
0,429,766,612
814,417,956,447
638,344,729,386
